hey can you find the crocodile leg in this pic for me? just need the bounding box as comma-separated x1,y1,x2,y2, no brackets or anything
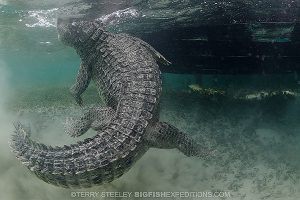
64,106,115,137
138,39,172,66
121,34,171,66
70,62,92,106
146,122,214,158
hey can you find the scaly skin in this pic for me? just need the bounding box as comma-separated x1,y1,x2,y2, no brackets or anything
9,18,212,188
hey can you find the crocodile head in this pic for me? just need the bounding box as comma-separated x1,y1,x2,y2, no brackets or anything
57,17,102,47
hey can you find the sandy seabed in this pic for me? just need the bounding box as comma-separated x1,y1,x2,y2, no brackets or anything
0,73,300,200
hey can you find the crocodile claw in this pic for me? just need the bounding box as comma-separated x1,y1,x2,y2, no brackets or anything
70,89,83,106
74,95,83,107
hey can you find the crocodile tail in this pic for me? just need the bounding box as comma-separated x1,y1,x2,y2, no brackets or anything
9,121,140,188
9,122,38,168
9,122,73,187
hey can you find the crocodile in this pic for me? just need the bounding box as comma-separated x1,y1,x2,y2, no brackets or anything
9,18,212,188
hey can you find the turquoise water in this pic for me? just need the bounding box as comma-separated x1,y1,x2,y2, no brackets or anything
1,1,300,200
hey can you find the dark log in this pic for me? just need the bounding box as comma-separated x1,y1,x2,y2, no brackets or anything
131,24,300,74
